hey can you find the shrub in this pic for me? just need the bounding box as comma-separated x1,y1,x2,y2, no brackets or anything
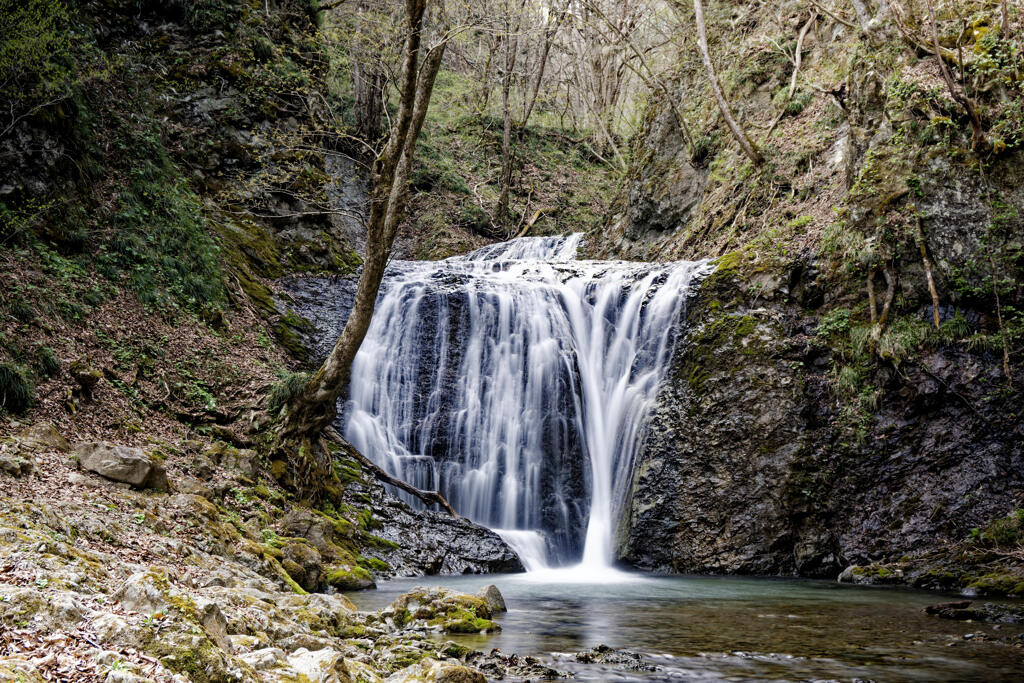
0,362,33,414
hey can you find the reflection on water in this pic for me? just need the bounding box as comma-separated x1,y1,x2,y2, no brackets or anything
347,571,1024,681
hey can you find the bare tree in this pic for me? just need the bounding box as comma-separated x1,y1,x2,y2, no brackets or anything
276,0,449,489
692,0,762,164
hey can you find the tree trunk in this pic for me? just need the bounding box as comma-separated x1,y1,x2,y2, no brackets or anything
692,0,763,165
520,3,567,128
496,0,527,228
276,0,446,466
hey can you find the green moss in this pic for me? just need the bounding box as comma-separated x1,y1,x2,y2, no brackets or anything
325,564,372,590
430,607,499,634
356,555,390,573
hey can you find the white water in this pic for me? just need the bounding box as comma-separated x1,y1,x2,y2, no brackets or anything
343,234,706,570
493,529,549,572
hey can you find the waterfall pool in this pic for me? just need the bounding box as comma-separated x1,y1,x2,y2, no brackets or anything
347,572,1024,681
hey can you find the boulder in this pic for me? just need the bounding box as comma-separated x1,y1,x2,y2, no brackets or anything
474,585,506,613
387,659,485,683
285,648,351,683
0,452,33,477
76,442,169,490
194,598,230,650
17,423,70,452
112,570,168,616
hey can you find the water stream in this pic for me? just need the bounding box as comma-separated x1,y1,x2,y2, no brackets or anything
349,574,1024,682
343,234,707,568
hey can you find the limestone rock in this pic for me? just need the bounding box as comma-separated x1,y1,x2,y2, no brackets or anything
76,442,169,490
0,452,33,477
112,570,168,615
17,423,70,452
387,659,485,683
195,598,230,650
284,648,351,683
238,647,285,671
474,585,506,613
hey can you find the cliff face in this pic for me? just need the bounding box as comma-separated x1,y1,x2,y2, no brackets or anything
609,4,1024,593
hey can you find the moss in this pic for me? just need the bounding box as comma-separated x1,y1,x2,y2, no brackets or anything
325,564,372,590
966,572,1024,597
430,607,500,634
356,555,390,573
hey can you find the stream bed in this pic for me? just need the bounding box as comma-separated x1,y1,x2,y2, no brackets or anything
348,571,1024,681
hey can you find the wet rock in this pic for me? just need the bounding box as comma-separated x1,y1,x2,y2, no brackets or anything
924,601,1024,624
474,585,506,613
76,442,169,491
388,659,486,683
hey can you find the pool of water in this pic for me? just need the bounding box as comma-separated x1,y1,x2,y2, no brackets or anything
347,570,1024,681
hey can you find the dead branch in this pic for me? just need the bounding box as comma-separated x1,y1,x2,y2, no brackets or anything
515,206,557,239
915,214,942,329
336,437,458,516
925,0,984,150
693,0,763,164
809,0,858,31
764,12,817,141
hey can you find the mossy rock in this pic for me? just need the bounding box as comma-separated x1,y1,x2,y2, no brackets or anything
325,564,375,591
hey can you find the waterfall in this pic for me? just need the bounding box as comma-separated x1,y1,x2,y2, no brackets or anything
343,234,706,569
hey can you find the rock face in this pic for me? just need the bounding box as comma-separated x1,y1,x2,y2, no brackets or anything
365,487,524,576
76,442,170,491
617,260,1024,579
624,93,708,245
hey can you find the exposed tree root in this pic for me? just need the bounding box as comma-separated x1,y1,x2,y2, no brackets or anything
916,215,942,330
324,429,459,517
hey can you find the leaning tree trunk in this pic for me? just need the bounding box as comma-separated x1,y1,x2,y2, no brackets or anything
274,0,447,493
693,0,762,165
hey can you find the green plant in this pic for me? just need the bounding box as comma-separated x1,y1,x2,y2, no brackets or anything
268,370,309,413
0,362,33,413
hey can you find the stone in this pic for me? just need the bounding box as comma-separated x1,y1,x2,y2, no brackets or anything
474,585,506,613
112,570,168,615
285,648,351,683
69,359,102,400
0,452,33,477
238,647,285,671
387,660,485,683
195,598,230,650
17,423,70,452
76,442,169,490
281,541,324,592
91,613,130,645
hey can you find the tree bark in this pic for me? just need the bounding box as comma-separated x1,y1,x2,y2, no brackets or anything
520,3,566,128
496,0,528,228
915,215,941,330
276,0,446,461
692,0,763,164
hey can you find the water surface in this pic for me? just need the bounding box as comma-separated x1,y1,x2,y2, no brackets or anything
348,571,1024,681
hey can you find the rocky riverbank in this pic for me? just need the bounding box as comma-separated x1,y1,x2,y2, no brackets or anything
0,422,540,682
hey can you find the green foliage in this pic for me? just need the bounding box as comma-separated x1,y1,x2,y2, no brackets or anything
0,362,33,414
0,0,78,102
186,0,243,33
815,308,851,341
35,346,60,377
969,509,1024,548
268,370,309,413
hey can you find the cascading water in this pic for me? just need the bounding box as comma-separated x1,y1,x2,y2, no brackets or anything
342,234,706,570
